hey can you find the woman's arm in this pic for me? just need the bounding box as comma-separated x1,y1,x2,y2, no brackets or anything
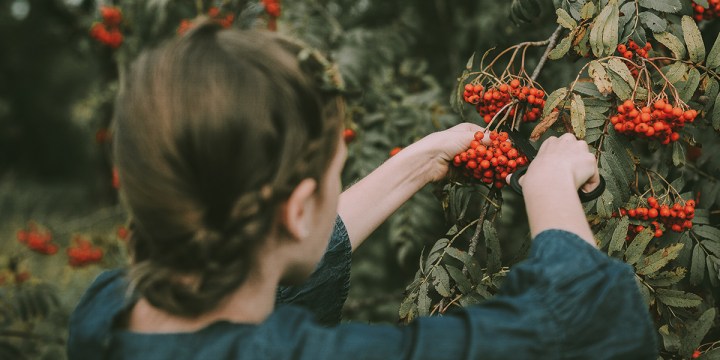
516,133,600,246
337,123,483,251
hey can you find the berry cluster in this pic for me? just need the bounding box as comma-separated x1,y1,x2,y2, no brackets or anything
618,197,696,239
452,131,528,188
67,237,104,268
177,7,235,35
616,40,651,78
692,0,720,22
261,0,282,31
463,79,546,124
611,99,697,144
90,6,124,49
16,223,58,255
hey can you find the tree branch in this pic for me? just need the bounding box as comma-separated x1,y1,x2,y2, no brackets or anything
531,25,564,82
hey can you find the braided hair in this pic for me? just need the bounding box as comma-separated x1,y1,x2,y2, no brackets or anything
113,22,343,317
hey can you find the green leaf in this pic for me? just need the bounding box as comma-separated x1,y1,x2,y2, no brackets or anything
425,238,449,271
602,4,620,56
556,8,577,29
548,35,573,60
510,0,543,24
609,216,629,256
661,62,689,85
625,228,654,265
417,282,431,316
693,225,720,241
655,288,702,308
702,240,720,258
707,34,720,69
703,78,719,114
398,291,418,319
465,52,475,70
581,2,596,19
713,90,720,131
543,87,568,118
607,58,636,89
638,11,667,33
680,68,701,103
672,141,685,166
432,266,452,297
608,71,633,99
597,189,615,219
484,220,502,274
638,0,682,13
596,217,619,248
659,325,681,352
693,208,710,225
700,348,720,359
445,247,483,284
682,16,706,64
681,308,717,357
570,94,586,139
636,278,653,305
645,267,687,287
590,4,613,57
618,2,635,33
588,61,613,96
573,81,605,97
446,247,473,267
654,32,687,59
446,265,472,293
636,243,684,275
690,244,706,285
586,118,607,129
708,256,720,287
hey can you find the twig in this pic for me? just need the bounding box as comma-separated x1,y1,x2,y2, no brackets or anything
531,25,564,81
685,163,720,183
467,193,493,257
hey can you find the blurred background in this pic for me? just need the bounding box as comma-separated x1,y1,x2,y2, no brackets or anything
4,1,717,358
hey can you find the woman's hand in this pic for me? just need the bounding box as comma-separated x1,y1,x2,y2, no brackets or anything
402,122,485,183
515,133,600,247
338,123,483,250
519,133,600,193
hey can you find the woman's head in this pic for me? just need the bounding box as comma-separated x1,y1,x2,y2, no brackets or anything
114,23,343,317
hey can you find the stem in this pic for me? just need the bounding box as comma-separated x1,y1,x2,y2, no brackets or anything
650,56,720,82
531,25,564,81
685,163,720,182
483,34,556,75
467,190,497,257
640,58,682,101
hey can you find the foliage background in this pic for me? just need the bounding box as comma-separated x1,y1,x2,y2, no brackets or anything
0,0,719,359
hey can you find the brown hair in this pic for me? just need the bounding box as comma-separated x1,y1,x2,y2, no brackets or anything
113,23,342,317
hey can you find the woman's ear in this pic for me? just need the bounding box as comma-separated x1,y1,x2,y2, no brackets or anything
279,178,317,241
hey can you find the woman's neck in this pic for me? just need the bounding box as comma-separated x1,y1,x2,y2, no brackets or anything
127,260,282,333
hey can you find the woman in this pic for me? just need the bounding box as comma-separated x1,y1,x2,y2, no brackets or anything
68,22,658,359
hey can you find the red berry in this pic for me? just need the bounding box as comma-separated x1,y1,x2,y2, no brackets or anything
343,128,356,143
